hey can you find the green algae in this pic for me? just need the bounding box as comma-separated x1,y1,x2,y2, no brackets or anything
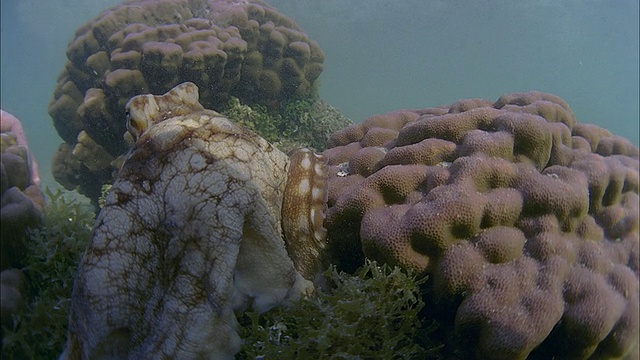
222,95,352,153
238,260,442,359
1,188,94,359
98,184,112,209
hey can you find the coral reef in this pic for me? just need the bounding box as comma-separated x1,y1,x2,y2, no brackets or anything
323,91,639,359
48,0,326,203
8,87,638,358
61,83,328,359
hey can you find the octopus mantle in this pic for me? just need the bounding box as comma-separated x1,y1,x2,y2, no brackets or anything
62,83,327,359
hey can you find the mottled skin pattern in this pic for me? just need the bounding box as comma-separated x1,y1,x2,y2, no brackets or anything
62,83,315,359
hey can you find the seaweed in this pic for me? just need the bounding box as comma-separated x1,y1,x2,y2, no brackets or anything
98,184,112,209
222,95,352,153
1,188,94,360
238,260,442,359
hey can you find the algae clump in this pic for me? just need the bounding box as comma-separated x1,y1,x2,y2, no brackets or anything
1,189,94,359
238,260,440,359
222,95,352,153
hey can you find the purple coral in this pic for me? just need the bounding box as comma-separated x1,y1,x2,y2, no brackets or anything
1,110,43,331
322,91,639,359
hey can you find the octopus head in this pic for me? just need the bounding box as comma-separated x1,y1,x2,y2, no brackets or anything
125,82,205,140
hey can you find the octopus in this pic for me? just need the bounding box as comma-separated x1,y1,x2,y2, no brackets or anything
61,82,329,359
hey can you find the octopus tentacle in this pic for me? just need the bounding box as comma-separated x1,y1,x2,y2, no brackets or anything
282,148,329,282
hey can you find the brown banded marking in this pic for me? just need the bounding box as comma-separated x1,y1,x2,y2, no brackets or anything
281,148,329,281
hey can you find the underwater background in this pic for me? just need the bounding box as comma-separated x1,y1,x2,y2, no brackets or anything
1,0,638,192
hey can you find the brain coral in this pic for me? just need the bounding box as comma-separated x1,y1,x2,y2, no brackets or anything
322,92,639,359
48,0,324,203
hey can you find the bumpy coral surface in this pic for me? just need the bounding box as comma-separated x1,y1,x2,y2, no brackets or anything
48,0,324,203
1,110,44,268
62,83,329,359
1,110,44,333
323,92,639,359
1,110,40,188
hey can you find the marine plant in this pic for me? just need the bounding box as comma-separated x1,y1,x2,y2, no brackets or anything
238,260,442,359
222,97,280,144
1,188,94,359
222,95,352,153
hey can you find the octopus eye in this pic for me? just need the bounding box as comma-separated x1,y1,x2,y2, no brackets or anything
125,109,140,139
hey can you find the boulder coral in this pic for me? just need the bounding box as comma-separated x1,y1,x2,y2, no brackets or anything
1,110,44,331
1,110,44,268
1,110,40,187
323,92,639,359
48,0,325,203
